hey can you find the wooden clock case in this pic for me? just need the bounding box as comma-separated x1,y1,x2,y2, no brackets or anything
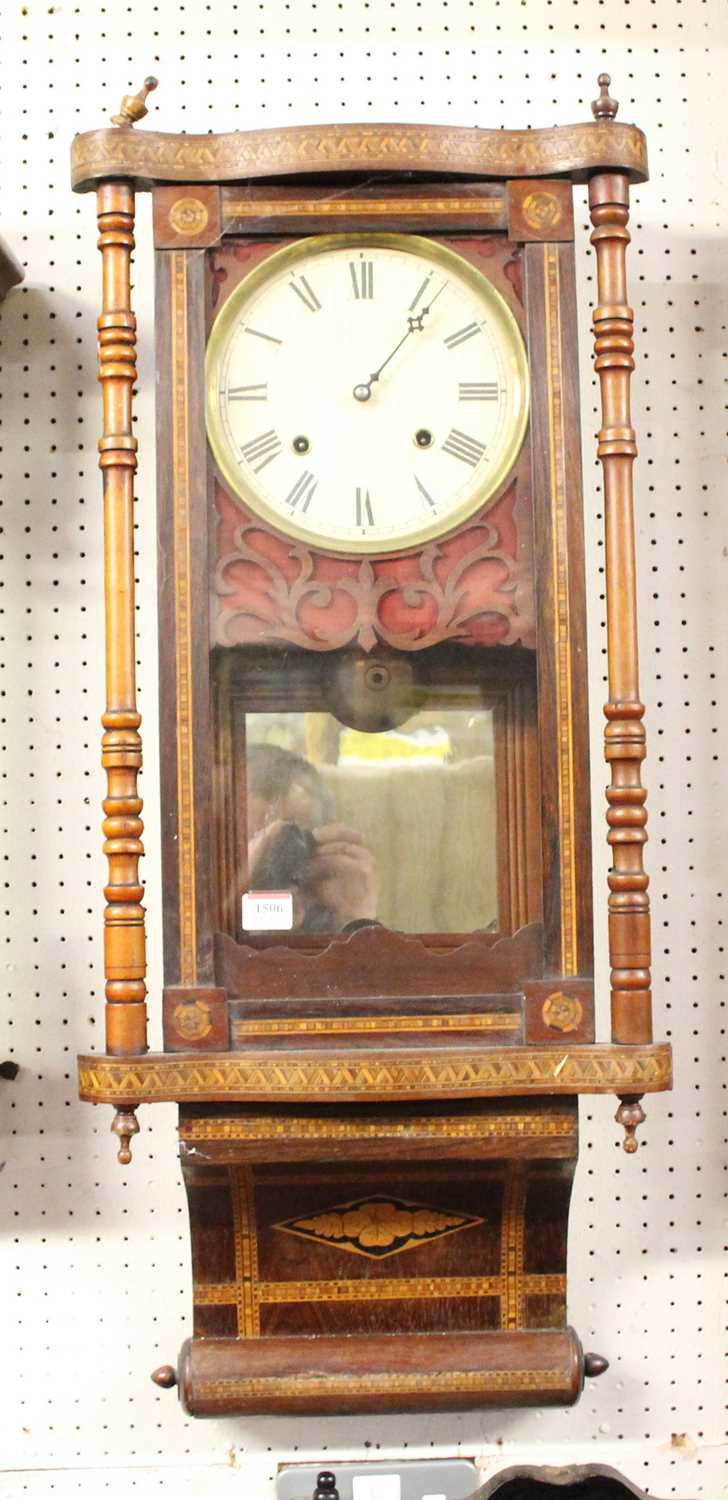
72,76,671,1416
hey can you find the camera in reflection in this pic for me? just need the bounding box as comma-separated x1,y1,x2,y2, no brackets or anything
251,820,318,890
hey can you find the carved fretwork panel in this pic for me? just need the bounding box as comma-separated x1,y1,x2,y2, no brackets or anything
212,479,534,653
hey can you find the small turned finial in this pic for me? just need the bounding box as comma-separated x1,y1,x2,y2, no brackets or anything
314,1475,340,1500
592,72,619,121
616,1094,646,1152
111,1106,140,1164
584,1351,609,1379
111,75,158,128
151,1364,178,1389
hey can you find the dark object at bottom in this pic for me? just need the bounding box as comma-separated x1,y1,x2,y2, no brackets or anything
313,1475,340,1500
472,1465,680,1499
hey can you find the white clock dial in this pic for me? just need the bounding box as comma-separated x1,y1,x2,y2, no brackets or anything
205,233,529,555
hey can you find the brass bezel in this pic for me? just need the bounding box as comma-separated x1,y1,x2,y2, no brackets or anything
204,232,530,556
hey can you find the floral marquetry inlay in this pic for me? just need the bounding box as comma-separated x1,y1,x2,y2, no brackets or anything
274,1193,483,1259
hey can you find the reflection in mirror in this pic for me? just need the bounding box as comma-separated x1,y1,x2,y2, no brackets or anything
212,643,541,944
244,699,497,935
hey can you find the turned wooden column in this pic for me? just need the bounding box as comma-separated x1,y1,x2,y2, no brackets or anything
96,179,148,1060
588,167,652,1054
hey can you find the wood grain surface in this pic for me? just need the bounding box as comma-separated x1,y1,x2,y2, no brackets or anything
71,119,649,193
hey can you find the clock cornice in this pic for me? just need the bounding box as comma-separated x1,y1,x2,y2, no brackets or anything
71,116,648,194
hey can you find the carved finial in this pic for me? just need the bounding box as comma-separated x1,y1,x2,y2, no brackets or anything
592,73,618,121
151,1364,178,1389
111,1106,140,1164
584,1351,609,1379
616,1094,646,1152
111,75,158,128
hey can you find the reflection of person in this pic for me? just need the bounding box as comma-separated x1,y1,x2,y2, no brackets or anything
246,743,378,934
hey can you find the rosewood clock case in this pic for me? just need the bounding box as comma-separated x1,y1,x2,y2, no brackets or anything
72,76,671,1416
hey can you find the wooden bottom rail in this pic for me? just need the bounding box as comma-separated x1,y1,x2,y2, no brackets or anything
160,1328,601,1415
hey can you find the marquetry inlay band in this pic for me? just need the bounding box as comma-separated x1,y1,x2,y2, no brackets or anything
223,196,504,221
193,1369,569,1402
501,1164,528,1329
231,1011,521,1040
71,120,649,193
544,242,579,976
230,1165,260,1337
194,1271,565,1307
170,252,197,984
178,1110,578,1144
79,1043,673,1103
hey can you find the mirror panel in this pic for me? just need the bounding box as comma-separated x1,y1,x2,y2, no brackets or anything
244,703,497,935
212,644,541,943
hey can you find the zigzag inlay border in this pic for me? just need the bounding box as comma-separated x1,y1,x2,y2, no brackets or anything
71,121,648,192
78,1043,672,1103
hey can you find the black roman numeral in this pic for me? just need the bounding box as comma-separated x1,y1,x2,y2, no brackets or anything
350,257,374,300
409,273,433,312
444,321,481,350
414,475,436,509
441,428,486,467
244,326,283,345
285,470,318,512
239,429,283,473
226,383,268,401
459,381,499,401
289,275,321,313
355,487,375,528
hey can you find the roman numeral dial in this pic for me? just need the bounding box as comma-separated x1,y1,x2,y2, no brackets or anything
355,488,375,528
239,429,282,473
459,381,499,401
444,321,481,350
285,471,318,512
289,275,321,313
442,428,487,467
350,257,374,300
205,234,529,555
226,383,268,401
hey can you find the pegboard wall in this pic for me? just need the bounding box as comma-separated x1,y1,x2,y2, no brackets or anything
1,2,726,1496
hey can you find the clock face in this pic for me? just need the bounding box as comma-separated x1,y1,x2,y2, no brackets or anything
205,232,529,556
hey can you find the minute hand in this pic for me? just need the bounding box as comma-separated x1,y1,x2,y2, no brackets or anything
352,280,448,402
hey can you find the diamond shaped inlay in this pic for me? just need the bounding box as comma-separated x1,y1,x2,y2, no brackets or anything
273,1193,483,1260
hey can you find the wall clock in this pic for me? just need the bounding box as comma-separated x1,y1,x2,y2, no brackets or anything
72,73,671,1416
